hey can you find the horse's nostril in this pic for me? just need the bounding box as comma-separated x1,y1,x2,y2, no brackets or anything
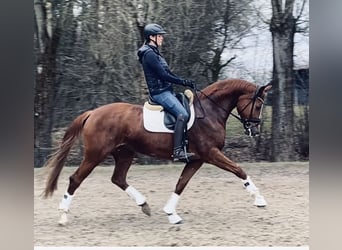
251,127,260,136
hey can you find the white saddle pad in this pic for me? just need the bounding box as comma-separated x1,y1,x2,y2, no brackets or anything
143,104,195,133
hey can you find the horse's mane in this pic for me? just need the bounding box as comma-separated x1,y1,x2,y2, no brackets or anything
201,79,256,97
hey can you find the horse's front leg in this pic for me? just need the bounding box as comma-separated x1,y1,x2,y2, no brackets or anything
163,160,203,224
207,148,267,207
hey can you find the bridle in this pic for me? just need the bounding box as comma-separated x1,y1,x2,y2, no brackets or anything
194,85,265,136
234,87,265,136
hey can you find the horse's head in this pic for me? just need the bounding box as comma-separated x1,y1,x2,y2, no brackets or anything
236,84,272,136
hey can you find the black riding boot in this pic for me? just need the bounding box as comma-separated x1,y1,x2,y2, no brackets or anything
173,116,195,162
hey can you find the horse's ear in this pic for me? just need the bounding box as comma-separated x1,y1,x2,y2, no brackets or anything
257,84,272,97
264,84,272,93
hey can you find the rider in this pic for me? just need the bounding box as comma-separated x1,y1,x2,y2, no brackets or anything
137,23,195,162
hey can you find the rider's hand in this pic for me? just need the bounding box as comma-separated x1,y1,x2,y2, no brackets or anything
183,79,195,89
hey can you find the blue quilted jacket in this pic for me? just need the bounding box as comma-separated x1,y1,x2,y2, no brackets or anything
137,44,185,95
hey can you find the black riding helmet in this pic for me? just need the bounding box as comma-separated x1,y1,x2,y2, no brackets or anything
143,23,166,41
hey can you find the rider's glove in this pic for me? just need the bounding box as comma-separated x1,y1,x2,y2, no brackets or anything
182,79,195,89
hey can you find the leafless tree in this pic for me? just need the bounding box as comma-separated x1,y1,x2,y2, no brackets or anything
269,0,308,161
34,0,64,167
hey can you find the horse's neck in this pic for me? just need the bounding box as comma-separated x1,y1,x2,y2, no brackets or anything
216,87,241,109
200,83,248,124
218,94,239,123
198,90,239,125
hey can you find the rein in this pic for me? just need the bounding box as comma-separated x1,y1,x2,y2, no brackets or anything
194,88,238,120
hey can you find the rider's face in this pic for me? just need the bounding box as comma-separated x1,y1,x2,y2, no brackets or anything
150,34,164,46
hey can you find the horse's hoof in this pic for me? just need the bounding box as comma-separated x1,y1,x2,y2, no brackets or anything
254,194,267,207
141,202,151,216
167,213,183,224
58,212,68,226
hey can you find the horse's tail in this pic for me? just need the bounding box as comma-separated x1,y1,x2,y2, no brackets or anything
43,110,92,198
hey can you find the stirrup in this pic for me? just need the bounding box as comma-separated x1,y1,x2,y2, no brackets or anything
173,149,195,163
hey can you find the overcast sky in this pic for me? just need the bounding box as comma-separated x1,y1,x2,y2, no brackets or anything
222,0,309,84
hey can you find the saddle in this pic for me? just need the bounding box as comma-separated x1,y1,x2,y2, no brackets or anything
144,89,194,132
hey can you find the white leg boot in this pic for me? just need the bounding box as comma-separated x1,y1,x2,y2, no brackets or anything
125,186,146,205
58,192,74,225
163,192,183,224
242,176,267,207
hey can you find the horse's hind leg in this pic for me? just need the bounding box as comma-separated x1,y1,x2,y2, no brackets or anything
207,148,267,207
58,157,101,225
111,146,151,216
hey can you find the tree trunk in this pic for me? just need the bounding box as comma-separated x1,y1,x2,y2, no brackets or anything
270,0,296,161
34,0,59,167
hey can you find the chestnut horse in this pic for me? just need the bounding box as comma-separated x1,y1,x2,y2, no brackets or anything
43,79,272,225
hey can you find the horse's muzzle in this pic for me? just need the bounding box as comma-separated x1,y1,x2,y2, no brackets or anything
243,120,260,137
